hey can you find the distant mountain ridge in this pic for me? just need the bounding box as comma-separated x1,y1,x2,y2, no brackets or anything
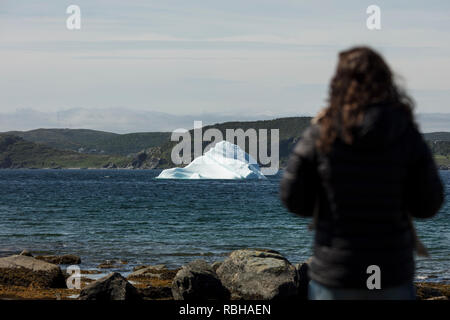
423,132,450,142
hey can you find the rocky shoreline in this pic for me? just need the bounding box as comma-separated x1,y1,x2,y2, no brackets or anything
0,249,448,300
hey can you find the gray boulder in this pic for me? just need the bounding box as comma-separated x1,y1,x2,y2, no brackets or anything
216,249,298,300
129,267,162,279
35,254,81,265
129,264,170,279
133,264,166,272
171,260,230,300
0,255,66,288
211,261,222,272
19,249,33,257
128,265,178,281
79,272,141,300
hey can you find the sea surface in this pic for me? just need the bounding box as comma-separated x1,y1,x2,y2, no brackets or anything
0,169,448,283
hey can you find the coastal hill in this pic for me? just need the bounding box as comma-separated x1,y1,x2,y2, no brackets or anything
151,117,312,168
4,129,170,156
1,117,449,169
0,135,128,169
423,132,450,141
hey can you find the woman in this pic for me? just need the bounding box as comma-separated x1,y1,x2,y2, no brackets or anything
280,47,444,300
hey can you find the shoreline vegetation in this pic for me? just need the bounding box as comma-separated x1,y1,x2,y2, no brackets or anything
0,249,448,300
1,117,449,170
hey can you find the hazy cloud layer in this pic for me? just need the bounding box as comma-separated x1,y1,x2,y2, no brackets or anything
0,108,277,133
0,108,446,134
0,1,449,126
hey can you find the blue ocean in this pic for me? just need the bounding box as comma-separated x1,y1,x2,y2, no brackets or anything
0,169,448,283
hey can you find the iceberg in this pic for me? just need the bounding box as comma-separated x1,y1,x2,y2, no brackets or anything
156,141,266,179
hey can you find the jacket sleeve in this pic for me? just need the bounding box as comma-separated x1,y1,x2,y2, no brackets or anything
280,126,319,217
405,128,444,219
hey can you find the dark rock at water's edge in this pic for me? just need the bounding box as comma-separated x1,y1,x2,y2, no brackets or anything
102,162,117,169
216,249,299,300
172,259,230,300
79,272,141,300
138,285,173,300
415,282,450,300
1,249,449,300
97,259,127,269
19,250,33,257
35,254,81,265
132,264,166,272
128,264,177,281
0,255,66,288
211,261,222,272
127,264,179,300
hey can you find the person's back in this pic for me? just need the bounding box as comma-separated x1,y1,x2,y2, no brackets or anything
280,47,444,300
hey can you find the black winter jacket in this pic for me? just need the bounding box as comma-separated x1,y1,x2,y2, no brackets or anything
280,104,444,289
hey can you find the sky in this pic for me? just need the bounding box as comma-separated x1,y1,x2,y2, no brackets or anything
0,0,449,132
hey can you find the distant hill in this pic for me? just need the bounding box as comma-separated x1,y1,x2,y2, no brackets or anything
99,132,171,155
423,132,450,163
3,129,171,156
155,117,312,168
0,135,128,169
2,118,311,165
1,117,449,170
423,132,450,142
144,117,450,169
5,129,117,152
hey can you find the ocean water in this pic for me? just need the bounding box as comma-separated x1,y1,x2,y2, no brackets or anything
0,169,448,283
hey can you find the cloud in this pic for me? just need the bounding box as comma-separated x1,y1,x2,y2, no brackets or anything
416,113,450,133
0,0,449,119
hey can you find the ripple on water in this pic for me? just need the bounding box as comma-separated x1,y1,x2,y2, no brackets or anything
0,169,448,282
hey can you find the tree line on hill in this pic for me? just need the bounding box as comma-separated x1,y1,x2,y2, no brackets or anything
1,117,449,170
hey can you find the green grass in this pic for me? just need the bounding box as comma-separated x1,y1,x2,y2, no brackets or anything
1,117,449,170
4,129,171,156
96,132,170,155
434,155,450,167
0,135,129,169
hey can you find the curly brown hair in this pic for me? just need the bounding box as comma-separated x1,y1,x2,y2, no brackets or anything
315,46,415,152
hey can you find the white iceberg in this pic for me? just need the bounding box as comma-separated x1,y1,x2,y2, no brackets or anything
156,141,266,179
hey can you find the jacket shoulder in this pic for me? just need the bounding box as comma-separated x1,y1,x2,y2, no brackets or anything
292,124,320,160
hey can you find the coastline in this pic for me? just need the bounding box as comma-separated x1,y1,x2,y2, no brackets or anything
0,251,448,300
